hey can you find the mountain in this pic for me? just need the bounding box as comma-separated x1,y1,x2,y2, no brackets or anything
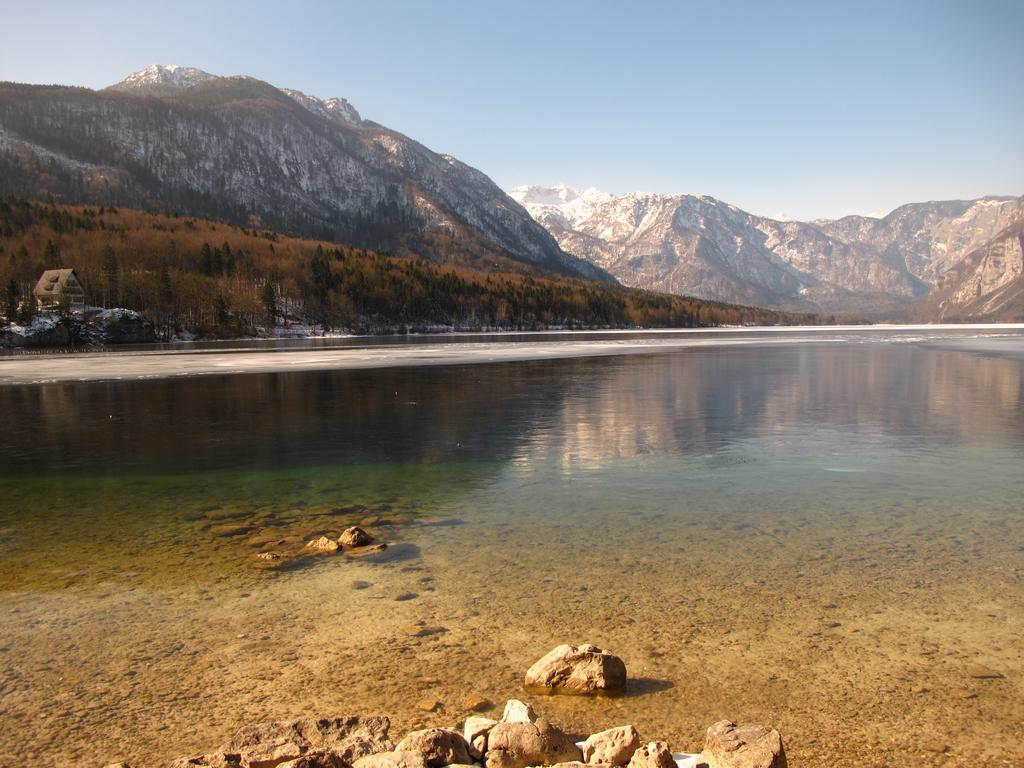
509,186,1024,320
915,218,1024,321
0,65,608,282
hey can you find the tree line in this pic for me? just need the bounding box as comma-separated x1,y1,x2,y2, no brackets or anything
0,197,838,337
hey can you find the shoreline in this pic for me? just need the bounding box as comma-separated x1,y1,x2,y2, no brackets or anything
1,324,1023,385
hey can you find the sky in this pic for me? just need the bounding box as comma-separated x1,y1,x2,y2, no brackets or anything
1,0,1021,220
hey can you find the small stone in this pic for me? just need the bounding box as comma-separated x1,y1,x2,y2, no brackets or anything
627,741,675,768
464,697,494,712
210,523,257,537
524,644,627,694
966,664,1005,679
417,699,442,712
500,699,537,723
404,625,447,638
394,592,418,601
352,581,373,590
340,526,374,548
307,536,340,552
255,551,283,561
702,720,786,768
582,725,642,765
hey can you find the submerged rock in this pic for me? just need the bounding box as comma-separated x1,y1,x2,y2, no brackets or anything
394,728,473,768
485,719,582,768
524,644,627,694
221,715,392,768
463,697,494,712
582,725,642,765
339,526,374,548
352,751,429,768
277,751,349,768
167,753,241,768
348,543,388,558
702,721,787,768
626,741,675,768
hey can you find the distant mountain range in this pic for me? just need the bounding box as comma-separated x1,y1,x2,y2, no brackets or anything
0,65,607,282
509,185,1024,320
1,64,1020,321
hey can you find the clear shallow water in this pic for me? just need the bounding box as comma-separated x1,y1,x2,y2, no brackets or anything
0,331,1022,767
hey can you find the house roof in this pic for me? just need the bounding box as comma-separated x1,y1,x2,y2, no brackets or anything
33,268,81,298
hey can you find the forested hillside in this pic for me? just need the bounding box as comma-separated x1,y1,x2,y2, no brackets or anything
0,198,831,338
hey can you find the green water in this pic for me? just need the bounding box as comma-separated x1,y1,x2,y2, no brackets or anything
0,333,1022,767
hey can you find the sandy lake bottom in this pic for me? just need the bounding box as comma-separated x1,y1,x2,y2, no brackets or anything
0,331,1022,767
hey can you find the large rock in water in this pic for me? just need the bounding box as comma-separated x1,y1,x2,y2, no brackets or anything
582,725,642,765
702,721,787,768
485,719,582,768
394,729,473,768
221,715,392,768
524,644,627,694
339,526,374,548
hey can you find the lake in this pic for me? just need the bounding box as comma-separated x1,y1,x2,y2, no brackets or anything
0,328,1022,767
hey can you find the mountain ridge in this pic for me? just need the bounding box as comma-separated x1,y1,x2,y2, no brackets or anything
0,66,609,283
509,185,1024,320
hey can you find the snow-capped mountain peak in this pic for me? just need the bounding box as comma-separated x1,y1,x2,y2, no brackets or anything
110,64,218,91
508,184,614,229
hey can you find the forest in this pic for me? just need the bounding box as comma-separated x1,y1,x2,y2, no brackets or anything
0,197,835,338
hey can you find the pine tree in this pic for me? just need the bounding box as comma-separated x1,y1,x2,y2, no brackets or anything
43,239,59,264
101,246,119,307
199,243,213,276
17,289,36,324
3,279,18,321
214,293,229,325
260,279,277,325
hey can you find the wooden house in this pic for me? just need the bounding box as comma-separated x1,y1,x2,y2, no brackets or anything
33,269,86,313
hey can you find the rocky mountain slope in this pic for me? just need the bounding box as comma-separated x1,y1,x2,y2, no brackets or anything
510,186,1024,319
0,65,607,281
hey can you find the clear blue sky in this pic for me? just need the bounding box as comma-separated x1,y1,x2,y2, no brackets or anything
2,0,1021,220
